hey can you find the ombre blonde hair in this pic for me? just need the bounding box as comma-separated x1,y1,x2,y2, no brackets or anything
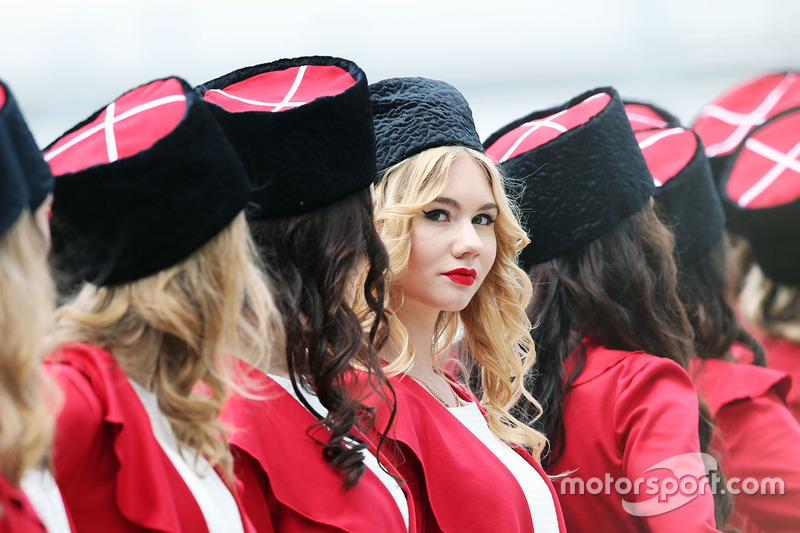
366,145,547,457
740,264,800,342
0,212,57,485
54,213,282,481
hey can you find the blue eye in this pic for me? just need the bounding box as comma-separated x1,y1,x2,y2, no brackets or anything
473,214,496,226
423,209,449,222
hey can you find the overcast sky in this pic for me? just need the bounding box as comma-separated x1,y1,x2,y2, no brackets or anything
2,0,799,145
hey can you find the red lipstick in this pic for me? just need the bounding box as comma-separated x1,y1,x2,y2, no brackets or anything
444,268,477,286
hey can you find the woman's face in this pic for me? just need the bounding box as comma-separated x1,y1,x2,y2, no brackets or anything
399,156,498,314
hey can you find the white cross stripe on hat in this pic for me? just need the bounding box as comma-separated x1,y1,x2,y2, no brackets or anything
498,110,568,163
699,73,797,157
495,92,609,163
205,65,309,112
736,137,800,207
45,94,186,165
637,128,686,186
627,112,668,130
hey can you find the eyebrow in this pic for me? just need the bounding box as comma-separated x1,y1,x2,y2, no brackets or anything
431,196,499,211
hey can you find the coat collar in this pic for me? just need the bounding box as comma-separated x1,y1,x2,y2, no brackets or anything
50,342,254,533
223,361,411,533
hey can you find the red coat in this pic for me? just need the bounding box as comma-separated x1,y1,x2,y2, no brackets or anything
360,371,567,533
0,476,46,533
547,340,719,533
46,342,256,533
221,362,412,533
692,358,800,532
737,333,800,424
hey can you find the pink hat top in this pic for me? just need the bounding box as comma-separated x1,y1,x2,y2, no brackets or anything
725,109,800,209
635,127,697,186
202,64,356,113
485,92,611,164
693,72,800,158
45,78,187,177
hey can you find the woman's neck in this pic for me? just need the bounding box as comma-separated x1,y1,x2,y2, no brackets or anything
394,297,441,378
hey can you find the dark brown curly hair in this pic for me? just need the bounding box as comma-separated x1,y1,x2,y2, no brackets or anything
520,202,734,530
248,188,393,489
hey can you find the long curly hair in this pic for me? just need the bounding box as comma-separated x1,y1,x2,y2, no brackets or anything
248,188,393,489
677,234,764,365
0,212,57,485
525,202,733,529
54,213,279,482
367,145,547,457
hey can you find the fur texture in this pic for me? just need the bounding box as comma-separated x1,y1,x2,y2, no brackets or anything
370,77,484,173
48,78,250,287
655,131,725,266
197,56,376,218
0,79,52,234
484,87,655,267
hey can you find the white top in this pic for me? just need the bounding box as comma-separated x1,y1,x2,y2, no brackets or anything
269,374,410,531
20,468,72,533
128,379,244,533
448,401,560,533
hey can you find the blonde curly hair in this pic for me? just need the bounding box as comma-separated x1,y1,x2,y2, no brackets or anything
0,212,57,485
364,145,547,457
54,213,282,481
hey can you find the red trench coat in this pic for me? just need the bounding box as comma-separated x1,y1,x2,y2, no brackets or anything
46,342,256,533
222,361,413,533
692,357,800,532
546,339,719,533
359,371,567,533
0,476,47,533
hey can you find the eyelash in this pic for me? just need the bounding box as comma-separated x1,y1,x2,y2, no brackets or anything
422,209,496,226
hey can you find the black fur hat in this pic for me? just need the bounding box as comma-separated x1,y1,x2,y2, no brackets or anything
197,56,375,219
624,100,682,132
370,77,484,173
0,82,30,236
0,79,53,231
693,72,800,186
44,77,250,287
484,87,655,267
717,107,800,285
636,127,724,265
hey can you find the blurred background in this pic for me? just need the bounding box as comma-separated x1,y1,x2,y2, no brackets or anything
2,0,799,147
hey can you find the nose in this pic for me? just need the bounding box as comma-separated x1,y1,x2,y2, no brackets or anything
452,219,482,258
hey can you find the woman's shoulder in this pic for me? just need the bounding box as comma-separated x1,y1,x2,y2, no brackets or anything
691,358,791,415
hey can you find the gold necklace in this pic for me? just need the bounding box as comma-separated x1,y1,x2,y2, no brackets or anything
410,373,460,408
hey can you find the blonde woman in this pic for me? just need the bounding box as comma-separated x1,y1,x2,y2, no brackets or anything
357,77,565,533
42,77,278,533
0,79,69,532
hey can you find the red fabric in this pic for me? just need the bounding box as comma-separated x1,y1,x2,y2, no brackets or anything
0,476,46,533
45,79,187,176
547,340,718,533
635,128,697,186
485,92,611,164
736,332,800,423
358,371,566,533
724,110,800,208
691,358,800,532
625,103,672,132
221,361,410,533
203,65,356,113
46,342,255,533
0,84,6,109
693,72,800,158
